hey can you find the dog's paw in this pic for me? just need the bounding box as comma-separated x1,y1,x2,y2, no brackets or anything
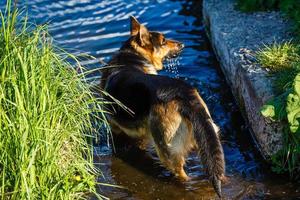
176,172,190,182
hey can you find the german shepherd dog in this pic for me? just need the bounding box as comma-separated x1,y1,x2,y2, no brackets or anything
101,16,225,198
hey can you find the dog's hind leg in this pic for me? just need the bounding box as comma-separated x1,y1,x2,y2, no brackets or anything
150,101,192,181
149,117,172,171
168,118,195,181
170,153,188,181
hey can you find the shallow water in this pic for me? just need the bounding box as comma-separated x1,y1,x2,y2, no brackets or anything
1,0,300,199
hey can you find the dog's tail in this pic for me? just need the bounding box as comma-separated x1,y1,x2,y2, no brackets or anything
180,90,225,198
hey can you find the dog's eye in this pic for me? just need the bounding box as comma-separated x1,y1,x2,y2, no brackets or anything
162,38,166,45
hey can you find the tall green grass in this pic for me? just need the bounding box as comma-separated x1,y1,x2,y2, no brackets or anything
0,2,109,199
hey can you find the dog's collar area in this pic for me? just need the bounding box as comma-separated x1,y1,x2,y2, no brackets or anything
142,64,158,75
111,50,159,75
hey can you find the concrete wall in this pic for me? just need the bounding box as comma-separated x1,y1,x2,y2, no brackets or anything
203,0,292,159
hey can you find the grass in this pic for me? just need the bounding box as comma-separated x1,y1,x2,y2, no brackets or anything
257,42,300,92
257,42,300,72
0,1,110,199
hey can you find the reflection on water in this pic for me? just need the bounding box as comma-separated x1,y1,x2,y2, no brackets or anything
1,0,299,199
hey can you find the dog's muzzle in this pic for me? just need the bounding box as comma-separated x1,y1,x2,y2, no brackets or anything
166,42,184,59
178,42,184,50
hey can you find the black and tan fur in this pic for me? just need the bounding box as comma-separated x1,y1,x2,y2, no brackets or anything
101,16,225,197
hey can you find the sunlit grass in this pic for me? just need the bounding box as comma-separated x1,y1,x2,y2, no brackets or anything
0,1,110,199
257,42,300,72
257,42,300,92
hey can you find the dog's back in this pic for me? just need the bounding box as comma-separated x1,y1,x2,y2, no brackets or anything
105,69,192,123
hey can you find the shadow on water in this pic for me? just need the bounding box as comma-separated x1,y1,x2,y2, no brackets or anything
1,0,299,199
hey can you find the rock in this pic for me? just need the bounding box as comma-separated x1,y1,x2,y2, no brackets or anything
202,0,292,159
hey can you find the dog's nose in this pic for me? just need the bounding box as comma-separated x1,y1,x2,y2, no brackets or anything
179,43,184,49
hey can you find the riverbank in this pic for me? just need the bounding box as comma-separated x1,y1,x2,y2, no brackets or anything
202,0,292,159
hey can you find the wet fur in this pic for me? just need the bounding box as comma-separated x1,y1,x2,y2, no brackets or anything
101,16,225,198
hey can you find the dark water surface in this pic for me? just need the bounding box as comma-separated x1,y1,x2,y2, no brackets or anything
2,0,300,199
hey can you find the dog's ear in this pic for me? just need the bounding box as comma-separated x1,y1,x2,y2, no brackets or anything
138,25,150,46
130,16,150,46
130,16,140,36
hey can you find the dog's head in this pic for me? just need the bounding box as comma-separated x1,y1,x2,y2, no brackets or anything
127,16,184,71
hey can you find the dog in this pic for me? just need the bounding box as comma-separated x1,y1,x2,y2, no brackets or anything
100,16,225,198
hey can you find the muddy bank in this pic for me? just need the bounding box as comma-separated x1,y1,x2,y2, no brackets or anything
202,0,292,159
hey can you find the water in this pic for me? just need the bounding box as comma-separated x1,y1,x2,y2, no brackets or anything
1,0,299,199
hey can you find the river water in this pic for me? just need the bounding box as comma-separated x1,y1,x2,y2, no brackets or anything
1,0,299,199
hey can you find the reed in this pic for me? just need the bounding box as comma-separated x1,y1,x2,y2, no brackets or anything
0,1,109,199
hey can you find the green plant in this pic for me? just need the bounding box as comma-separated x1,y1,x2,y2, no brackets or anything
0,1,109,199
261,74,300,178
259,42,300,178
